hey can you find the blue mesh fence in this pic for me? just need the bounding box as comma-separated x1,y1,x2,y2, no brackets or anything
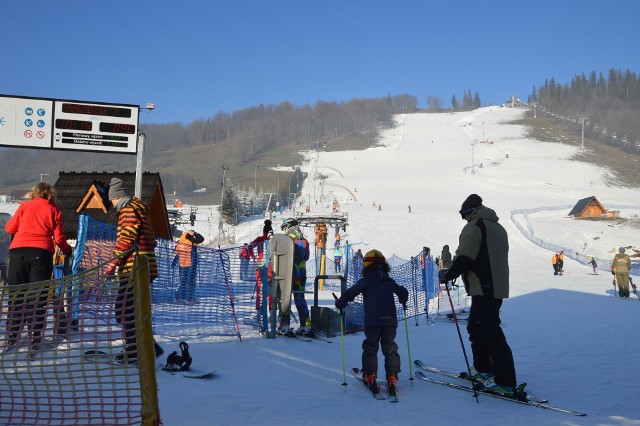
75,215,443,339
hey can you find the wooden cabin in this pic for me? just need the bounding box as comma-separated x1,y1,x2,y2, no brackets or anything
567,196,608,218
54,171,172,240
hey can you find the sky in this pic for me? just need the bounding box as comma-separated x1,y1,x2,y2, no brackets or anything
3,106,638,425
1,1,639,125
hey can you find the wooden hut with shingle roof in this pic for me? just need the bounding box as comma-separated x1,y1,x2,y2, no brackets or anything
54,171,171,240
567,196,608,218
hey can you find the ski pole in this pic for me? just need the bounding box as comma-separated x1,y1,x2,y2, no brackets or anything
402,305,414,386
445,278,478,402
333,292,347,389
630,277,639,301
613,277,617,298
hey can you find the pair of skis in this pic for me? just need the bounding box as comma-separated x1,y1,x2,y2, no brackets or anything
412,360,586,417
351,368,398,402
276,329,333,343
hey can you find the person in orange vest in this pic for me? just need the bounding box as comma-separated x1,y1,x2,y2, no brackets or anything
173,230,204,302
557,251,564,272
552,253,560,275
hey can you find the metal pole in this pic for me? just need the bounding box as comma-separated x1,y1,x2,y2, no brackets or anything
135,133,145,199
254,164,260,215
220,166,229,205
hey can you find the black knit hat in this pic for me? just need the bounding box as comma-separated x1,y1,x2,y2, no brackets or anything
459,194,482,218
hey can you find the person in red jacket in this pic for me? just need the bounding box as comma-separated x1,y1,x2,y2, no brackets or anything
4,182,72,352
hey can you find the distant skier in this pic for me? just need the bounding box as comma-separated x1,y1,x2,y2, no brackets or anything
557,251,564,272
333,245,342,273
552,253,561,275
587,256,598,274
611,247,631,298
440,245,452,270
408,205,411,213
334,249,408,397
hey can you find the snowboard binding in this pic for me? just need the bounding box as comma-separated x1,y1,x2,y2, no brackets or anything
164,341,193,372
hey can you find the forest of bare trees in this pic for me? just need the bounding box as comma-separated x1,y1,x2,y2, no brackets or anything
530,68,640,153
0,95,418,196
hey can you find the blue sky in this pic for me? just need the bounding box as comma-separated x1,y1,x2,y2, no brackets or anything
1,0,638,124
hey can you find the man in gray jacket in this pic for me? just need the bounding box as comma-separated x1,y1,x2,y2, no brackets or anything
440,194,517,396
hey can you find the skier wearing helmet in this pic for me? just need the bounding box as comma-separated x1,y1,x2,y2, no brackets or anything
278,218,312,336
334,249,408,397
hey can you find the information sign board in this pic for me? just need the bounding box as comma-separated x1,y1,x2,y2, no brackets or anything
0,95,139,154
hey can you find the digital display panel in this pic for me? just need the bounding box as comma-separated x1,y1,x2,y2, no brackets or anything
61,103,132,118
99,122,136,134
55,119,92,131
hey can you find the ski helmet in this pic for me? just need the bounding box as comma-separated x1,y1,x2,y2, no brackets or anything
363,249,385,269
280,217,298,232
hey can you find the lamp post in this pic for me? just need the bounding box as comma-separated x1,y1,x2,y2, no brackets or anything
254,164,260,215
471,139,476,169
37,173,48,182
219,165,230,230
135,103,155,198
220,165,230,205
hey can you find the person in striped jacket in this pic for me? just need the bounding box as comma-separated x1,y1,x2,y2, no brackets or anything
104,177,163,364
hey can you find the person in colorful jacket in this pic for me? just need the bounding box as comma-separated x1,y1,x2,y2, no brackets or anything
5,182,72,351
173,230,204,301
333,245,343,272
278,218,311,336
104,177,163,363
611,247,632,298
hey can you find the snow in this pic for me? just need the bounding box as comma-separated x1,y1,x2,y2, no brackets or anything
5,107,640,425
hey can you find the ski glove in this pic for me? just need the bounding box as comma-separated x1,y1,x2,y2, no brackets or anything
438,269,448,284
335,298,347,310
104,261,118,276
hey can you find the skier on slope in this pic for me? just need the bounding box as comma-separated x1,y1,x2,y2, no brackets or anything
440,245,452,270
551,253,560,275
335,249,409,397
439,194,518,397
587,256,598,274
611,247,632,298
278,218,312,336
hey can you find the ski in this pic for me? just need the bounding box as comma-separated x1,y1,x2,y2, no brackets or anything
276,330,313,342
83,350,130,366
414,371,586,417
83,349,163,367
351,368,386,400
413,360,547,403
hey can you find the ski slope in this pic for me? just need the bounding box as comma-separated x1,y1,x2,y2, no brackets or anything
3,106,639,425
